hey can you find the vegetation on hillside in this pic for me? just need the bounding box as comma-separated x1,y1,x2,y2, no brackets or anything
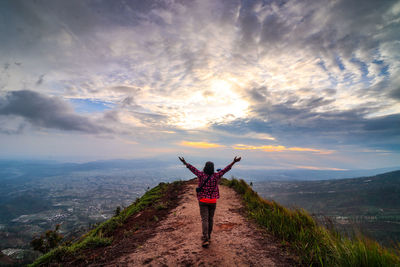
29,181,184,267
29,177,400,266
223,178,400,266
30,224,63,254
254,170,400,247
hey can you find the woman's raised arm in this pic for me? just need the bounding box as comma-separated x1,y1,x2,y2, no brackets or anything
178,156,187,166
179,156,202,177
233,156,241,164
217,156,241,177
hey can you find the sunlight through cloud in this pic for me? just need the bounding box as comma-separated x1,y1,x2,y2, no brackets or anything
233,144,333,154
180,141,224,149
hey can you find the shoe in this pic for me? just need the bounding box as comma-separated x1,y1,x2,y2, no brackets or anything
202,240,210,248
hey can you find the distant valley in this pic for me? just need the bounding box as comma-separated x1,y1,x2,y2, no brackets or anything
0,159,187,263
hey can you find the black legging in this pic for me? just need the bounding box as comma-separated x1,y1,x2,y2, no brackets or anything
199,201,216,241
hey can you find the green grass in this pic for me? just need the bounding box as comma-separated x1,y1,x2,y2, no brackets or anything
27,236,112,266
29,181,182,267
222,178,400,266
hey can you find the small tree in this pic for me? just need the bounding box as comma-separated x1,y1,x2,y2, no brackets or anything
31,224,63,253
114,206,121,216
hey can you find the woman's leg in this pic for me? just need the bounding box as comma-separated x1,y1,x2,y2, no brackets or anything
199,202,209,241
208,203,216,240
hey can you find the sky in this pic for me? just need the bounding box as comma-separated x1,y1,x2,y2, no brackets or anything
0,0,399,170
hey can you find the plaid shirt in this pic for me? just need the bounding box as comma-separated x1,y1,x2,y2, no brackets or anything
186,162,234,200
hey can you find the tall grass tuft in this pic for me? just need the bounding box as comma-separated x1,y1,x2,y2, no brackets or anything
222,178,400,266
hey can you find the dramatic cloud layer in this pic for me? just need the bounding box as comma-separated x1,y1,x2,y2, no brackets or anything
0,0,399,168
0,90,110,133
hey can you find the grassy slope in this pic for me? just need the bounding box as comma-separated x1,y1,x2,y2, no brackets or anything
222,178,400,267
254,170,400,247
29,181,184,267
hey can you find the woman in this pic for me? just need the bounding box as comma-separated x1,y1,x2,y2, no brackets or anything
178,156,241,247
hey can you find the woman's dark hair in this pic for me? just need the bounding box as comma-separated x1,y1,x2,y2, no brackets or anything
203,161,214,175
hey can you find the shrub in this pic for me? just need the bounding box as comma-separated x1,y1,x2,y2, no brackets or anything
31,224,63,254
114,206,121,216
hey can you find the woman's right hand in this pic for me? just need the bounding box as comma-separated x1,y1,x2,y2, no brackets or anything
233,156,241,163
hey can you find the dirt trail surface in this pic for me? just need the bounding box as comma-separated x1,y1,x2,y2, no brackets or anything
111,182,296,266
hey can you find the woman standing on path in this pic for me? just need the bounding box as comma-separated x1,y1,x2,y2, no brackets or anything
178,156,241,247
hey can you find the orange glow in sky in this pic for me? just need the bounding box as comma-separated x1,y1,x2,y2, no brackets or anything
180,141,225,149
233,144,332,154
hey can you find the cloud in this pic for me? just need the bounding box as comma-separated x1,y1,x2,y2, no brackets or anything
0,90,111,134
0,116,26,135
260,13,290,45
294,165,347,171
36,74,45,86
110,86,141,94
213,102,400,152
180,141,224,149
0,0,399,165
247,86,268,103
233,144,332,154
132,111,169,127
390,87,400,100
212,78,400,150
387,75,400,100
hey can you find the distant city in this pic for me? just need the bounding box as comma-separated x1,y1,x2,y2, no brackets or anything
0,159,187,262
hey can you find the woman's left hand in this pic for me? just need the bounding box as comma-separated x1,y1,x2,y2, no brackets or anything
178,156,187,165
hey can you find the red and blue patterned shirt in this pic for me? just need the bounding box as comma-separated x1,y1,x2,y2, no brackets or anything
186,162,235,202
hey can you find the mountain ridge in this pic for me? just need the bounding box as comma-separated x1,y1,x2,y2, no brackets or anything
29,176,400,266
29,179,297,266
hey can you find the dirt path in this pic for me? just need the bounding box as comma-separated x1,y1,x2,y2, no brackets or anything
111,182,296,266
